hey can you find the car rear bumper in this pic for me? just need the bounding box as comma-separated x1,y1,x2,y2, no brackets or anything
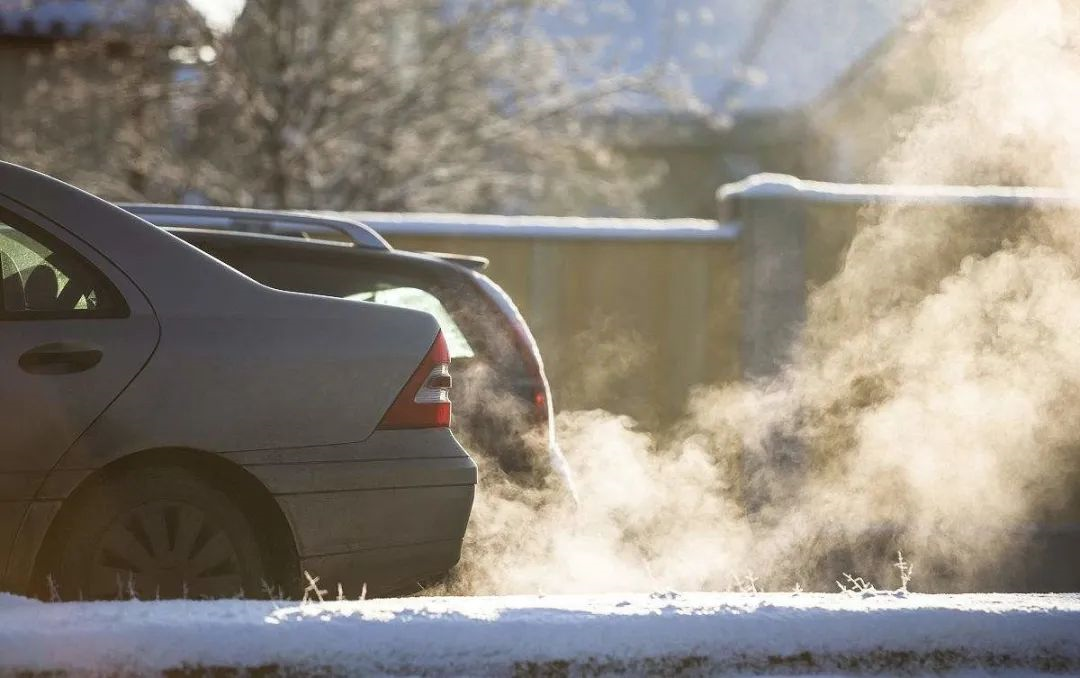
227,428,476,595
300,538,468,597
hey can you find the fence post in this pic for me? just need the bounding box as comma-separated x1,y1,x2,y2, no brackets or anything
719,177,809,502
725,181,808,381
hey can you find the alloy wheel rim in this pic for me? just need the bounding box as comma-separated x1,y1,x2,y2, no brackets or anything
82,501,244,599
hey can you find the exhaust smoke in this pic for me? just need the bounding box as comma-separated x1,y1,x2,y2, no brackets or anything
442,0,1080,595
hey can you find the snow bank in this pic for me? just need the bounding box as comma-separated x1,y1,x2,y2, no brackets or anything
1,592,1078,675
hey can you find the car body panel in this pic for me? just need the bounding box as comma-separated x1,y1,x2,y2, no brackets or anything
221,427,470,465
0,190,161,584
302,539,465,596
1,500,59,592
56,290,440,464
0,313,158,476
246,456,477,494
224,427,475,595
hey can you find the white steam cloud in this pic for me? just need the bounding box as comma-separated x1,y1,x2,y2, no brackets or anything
443,0,1080,595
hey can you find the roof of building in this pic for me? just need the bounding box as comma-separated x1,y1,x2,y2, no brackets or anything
3,1,924,119
0,0,199,39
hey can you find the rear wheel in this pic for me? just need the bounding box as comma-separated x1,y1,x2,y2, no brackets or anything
45,466,269,600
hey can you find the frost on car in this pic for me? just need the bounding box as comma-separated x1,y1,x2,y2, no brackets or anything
0,162,476,600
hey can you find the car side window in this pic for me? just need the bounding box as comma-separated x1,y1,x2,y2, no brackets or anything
0,211,126,319
348,287,475,359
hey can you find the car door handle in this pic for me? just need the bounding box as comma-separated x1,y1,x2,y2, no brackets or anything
19,342,103,375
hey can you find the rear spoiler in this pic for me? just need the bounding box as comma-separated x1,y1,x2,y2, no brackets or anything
424,251,489,271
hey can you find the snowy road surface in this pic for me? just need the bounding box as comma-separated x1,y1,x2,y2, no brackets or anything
1,591,1078,675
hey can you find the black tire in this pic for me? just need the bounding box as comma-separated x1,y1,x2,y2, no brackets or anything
43,466,269,600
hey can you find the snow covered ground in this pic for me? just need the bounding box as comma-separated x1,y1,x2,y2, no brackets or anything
1,592,1078,675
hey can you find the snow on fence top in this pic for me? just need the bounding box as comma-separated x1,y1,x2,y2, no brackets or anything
2,592,1079,675
311,173,1080,244
719,172,1080,208
293,174,1080,245
330,211,740,242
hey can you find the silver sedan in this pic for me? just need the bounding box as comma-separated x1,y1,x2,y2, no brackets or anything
0,162,476,600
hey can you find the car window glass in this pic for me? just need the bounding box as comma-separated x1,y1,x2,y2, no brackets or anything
348,286,475,359
0,216,120,317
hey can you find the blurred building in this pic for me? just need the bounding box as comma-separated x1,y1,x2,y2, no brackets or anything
557,0,927,218
805,0,1067,185
0,0,931,215
0,0,206,199
0,0,203,72
806,2,968,184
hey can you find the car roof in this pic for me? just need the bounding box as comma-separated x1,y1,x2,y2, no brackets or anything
0,162,265,312
121,203,393,251
167,227,489,276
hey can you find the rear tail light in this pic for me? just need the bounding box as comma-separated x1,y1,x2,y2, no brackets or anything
471,271,554,428
508,321,550,424
532,384,549,423
377,331,452,430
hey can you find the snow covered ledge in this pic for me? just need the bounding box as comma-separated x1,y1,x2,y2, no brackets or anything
717,172,1080,207
1,592,1079,674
